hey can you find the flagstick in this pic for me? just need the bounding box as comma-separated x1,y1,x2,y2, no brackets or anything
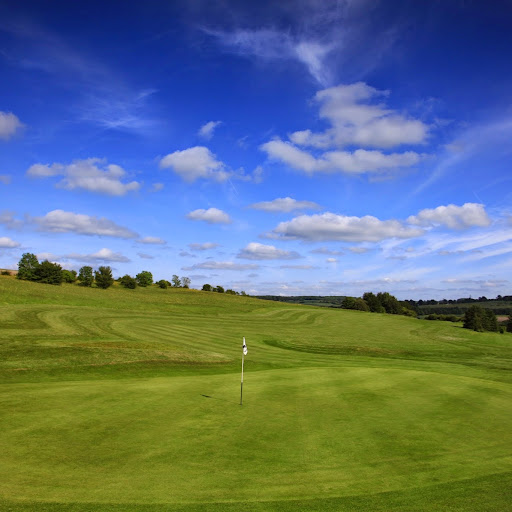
240,349,244,406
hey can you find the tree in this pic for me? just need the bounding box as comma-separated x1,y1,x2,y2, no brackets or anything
17,253,39,281
363,292,385,313
156,279,168,289
507,316,512,333
181,276,191,289
463,305,498,332
120,274,137,289
78,266,94,287
202,283,212,291
215,285,225,293
377,292,401,315
62,270,77,283
95,266,114,289
171,275,181,287
136,270,153,287
34,260,63,285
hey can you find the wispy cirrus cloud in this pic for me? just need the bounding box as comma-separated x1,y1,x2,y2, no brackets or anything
182,261,259,271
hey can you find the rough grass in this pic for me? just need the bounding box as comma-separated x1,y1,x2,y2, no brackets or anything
1,276,512,511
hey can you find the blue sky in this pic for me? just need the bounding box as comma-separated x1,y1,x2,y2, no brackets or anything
1,0,511,299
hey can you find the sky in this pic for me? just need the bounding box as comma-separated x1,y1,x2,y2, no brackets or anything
1,0,511,300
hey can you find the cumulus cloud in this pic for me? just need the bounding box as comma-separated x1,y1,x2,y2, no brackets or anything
0,175,11,184
186,208,232,224
189,242,220,251
0,236,20,248
0,211,23,230
65,248,131,263
268,212,424,242
32,210,138,238
249,197,321,213
159,146,230,183
198,121,222,139
407,203,491,230
291,82,429,149
137,252,154,259
237,242,301,260
27,158,140,196
261,139,422,175
137,236,166,245
182,261,259,271
0,111,24,140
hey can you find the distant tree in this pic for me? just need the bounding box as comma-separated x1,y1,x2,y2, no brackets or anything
156,279,168,289
214,285,225,293
95,266,114,289
17,253,40,281
34,260,63,285
507,316,512,333
136,270,153,287
202,283,212,291
363,292,384,313
120,274,137,289
463,305,498,332
225,289,238,295
171,275,181,287
78,266,94,287
240,290,247,296
62,270,77,283
377,292,401,315
342,296,356,309
181,276,191,289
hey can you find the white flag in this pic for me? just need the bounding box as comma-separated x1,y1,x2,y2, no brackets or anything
243,337,248,355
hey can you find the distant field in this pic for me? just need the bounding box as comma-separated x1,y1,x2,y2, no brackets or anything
1,276,512,511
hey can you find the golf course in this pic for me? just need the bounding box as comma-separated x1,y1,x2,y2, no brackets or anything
1,276,511,511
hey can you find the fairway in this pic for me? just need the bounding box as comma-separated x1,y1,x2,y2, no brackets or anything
1,278,512,511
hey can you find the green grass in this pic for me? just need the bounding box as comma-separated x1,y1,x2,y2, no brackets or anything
1,276,512,511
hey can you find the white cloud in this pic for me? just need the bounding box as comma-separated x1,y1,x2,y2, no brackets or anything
0,236,20,248
137,253,154,259
0,175,11,184
0,111,24,140
182,261,259,271
205,28,333,86
407,203,491,230
279,265,317,270
65,248,130,263
237,242,301,260
310,247,344,255
27,158,140,196
189,242,220,251
0,211,23,229
186,208,232,224
326,257,338,263
137,236,166,245
349,247,370,254
269,212,424,242
198,121,222,139
290,82,429,149
249,197,321,213
261,139,421,175
159,146,230,183
33,210,138,238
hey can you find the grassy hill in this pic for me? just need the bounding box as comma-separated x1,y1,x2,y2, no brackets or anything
1,276,512,511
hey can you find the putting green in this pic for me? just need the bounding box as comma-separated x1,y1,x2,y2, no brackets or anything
1,367,511,505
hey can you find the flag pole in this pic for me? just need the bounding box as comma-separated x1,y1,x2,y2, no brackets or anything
240,348,244,406
240,337,247,406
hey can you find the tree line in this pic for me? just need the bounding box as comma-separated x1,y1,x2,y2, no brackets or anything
15,253,191,290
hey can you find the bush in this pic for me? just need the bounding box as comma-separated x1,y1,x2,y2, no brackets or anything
62,270,77,283
136,271,153,287
156,279,168,289
34,260,63,285
120,275,137,289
